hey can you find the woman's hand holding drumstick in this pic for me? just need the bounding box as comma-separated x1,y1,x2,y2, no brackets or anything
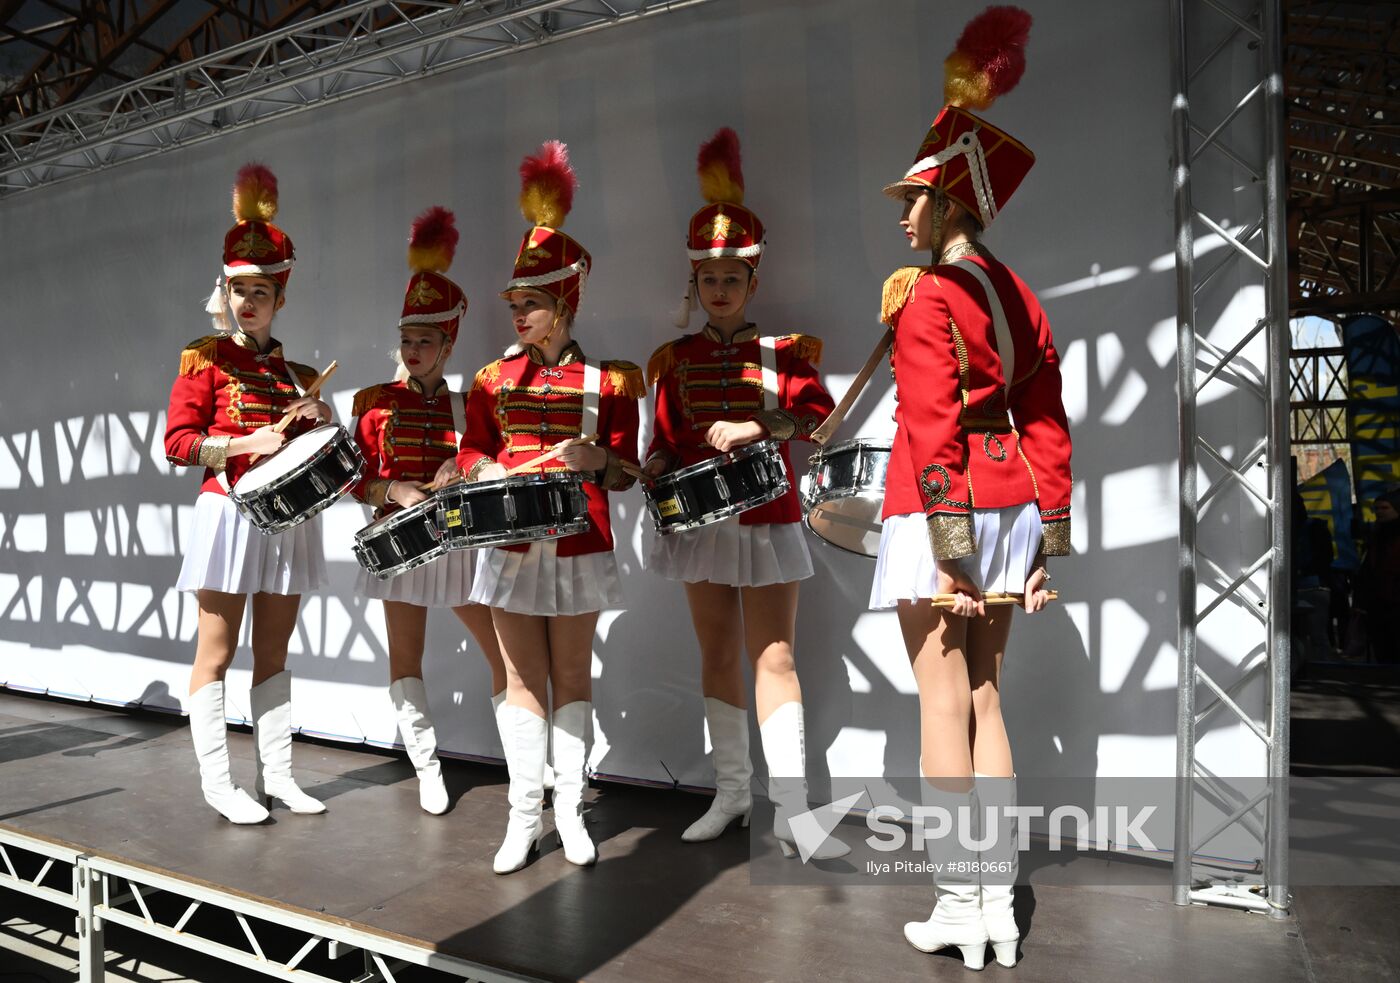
247,360,338,464
505,433,600,477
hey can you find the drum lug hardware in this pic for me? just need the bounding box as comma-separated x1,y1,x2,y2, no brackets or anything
388,534,405,559
549,487,563,516
714,473,730,502
274,494,290,517
309,471,329,495
502,491,518,524
337,450,354,470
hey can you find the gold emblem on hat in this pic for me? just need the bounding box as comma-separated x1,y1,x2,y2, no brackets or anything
516,244,552,269
231,228,276,258
406,276,444,307
698,212,746,242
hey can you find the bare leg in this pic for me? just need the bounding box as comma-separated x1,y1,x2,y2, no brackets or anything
739,581,802,724
897,598,972,785
454,602,508,694
384,601,428,682
967,608,1015,778
249,592,300,685
190,590,246,693
546,611,600,710
682,581,746,708
491,609,551,718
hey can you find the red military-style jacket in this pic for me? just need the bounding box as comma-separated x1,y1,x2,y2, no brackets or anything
881,252,1073,559
645,325,835,525
164,331,318,497
456,342,643,557
350,378,463,520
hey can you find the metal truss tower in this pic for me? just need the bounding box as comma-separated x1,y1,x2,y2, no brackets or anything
0,0,714,198
1170,0,1291,917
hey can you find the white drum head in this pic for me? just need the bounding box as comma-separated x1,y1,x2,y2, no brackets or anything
237,425,340,492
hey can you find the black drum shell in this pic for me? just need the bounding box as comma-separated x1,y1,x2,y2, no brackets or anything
644,440,789,534
230,424,365,534
436,473,590,550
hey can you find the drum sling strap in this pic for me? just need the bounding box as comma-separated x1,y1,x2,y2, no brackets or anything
215,356,308,493
758,336,778,411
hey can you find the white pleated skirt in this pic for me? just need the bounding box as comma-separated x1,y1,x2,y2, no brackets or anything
644,517,813,587
176,492,326,596
869,505,1042,610
469,540,623,616
354,547,476,608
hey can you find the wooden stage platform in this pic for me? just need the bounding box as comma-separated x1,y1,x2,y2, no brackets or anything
0,690,1326,982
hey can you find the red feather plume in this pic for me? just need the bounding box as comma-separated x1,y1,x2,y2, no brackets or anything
407,205,458,274
518,140,577,228
696,127,744,205
231,162,279,222
944,6,1032,110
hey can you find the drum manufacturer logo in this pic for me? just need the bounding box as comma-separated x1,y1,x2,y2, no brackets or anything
444,508,463,528
657,497,682,518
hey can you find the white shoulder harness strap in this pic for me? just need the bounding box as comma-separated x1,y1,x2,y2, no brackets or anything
952,258,1015,401
450,390,467,440
581,358,601,436
758,336,779,411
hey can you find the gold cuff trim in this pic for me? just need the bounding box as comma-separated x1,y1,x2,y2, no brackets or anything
750,408,797,441
928,513,975,560
598,449,635,492
196,435,230,472
465,458,494,482
1041,519,1071,556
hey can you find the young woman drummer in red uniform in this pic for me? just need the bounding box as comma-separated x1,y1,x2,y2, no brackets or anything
348,207,506,815
164,164,333,824
456,142,643,873
872,9,1071,970
642,130,845,859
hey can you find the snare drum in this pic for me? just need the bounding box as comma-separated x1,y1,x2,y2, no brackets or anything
352,497,446,579
800,438,891,556
230,424,365,534
645,440,789,535
436,473,590,550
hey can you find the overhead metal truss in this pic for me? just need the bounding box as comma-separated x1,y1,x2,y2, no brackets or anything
0,0,714,198
0,824,530,982
1169,0,1291,917
1289,345,1348,444
1284,1,1400,318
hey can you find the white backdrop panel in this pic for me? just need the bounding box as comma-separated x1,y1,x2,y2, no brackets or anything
0,0,1240,803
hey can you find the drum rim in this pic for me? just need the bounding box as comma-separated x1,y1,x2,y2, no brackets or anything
231,423,353,500
443,516,591,550
440,471,586,497
806,436,894,465
355,495,440,541
800,485,888,510
246,471,357,533
650,439,783,488
364,543,448,579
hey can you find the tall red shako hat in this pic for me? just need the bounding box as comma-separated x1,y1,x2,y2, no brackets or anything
675,127,764,327
400,206,466,344
501,141,590,316
884,5,1035,227
205,163,296,331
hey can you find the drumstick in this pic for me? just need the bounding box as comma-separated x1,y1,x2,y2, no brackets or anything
810,328,893,446
621,461,647,480
930,590,1059,609
504,433,600,477
249,360,339,463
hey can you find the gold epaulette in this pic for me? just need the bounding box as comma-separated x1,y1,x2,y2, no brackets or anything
646,340,679,385
606,360,646,399
287,360,319,391
178,335,221,377
352,384,386,419
785,333,824,366
472,360,503,391
880,266,930,326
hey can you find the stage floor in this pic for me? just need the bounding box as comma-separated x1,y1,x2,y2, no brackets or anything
0,690,1358,982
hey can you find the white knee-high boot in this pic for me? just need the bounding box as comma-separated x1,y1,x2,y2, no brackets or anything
493,704,548,874
491,690,508,757
390,677,448,815
975,772,1020,967
758,701,850,861
187,682,269,825
250,671,326,815
550,701,596,866
903,777,990,970
682,697,753,842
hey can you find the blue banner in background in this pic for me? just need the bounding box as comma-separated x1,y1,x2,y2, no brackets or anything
1344,314,1400,520
1298,458,1359,570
